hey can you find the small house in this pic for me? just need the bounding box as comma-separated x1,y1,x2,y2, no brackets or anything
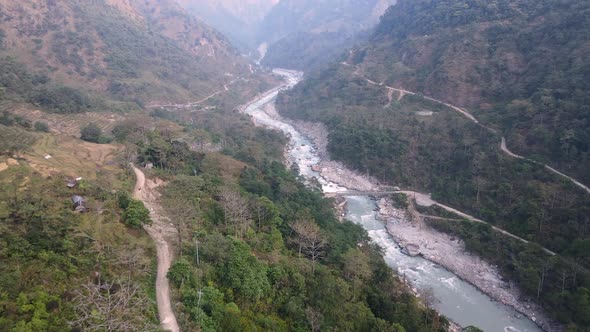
66,180,76,188
71,195,87,213
145,162,154,169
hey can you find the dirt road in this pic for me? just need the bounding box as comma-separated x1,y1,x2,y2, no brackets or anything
502,138,590,194
345,62,589,195
131,165,180,332
396,190,556,255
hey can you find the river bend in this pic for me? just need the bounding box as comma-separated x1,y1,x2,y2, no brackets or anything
243,69,542,332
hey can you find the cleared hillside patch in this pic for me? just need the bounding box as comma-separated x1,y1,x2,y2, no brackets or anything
23,134,122,179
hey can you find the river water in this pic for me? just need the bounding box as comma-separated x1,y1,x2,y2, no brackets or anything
244,69,542,332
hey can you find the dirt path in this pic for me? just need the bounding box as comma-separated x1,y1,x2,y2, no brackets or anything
395,190,556,255
501,137,525,159
148,90,223,109
343,63,589,195
131,165,180,332
502,138,590,194
147,78,241,109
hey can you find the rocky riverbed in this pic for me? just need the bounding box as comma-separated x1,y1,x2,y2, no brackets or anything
262,102,379,191
256,87,557,332
376,198,557,332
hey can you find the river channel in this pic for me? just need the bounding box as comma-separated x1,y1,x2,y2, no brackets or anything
243,69,542,332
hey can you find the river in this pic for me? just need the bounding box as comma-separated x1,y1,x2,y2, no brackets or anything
243,69,542,332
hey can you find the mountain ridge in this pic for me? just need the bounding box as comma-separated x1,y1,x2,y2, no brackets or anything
0,0,261,106
258,0,397,70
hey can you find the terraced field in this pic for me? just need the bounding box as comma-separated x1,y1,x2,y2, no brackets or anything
23,134,123,180
5,102,125,137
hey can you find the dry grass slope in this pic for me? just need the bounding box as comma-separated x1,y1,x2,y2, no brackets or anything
23,134,122,179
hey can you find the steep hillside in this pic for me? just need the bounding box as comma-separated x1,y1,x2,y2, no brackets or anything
0,0,258,106
277,0,590,327
177,0,278,52
357,0,590,183
259,0,396,70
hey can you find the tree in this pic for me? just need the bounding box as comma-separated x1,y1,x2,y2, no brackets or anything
305,307,322,332
122,199,151,228
219,189,252,238
252,196,280,230
163,196,200,257
573,287,590,325
342,248,372,300
223,239,270,301
291,220,327,272
71,280,155,332
168,258,193,287
80,123,102,143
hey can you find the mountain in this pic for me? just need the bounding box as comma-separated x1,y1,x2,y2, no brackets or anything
276,0,590,327
359,0,590,183
258,0,397,69
177,0,278,52
0,0,259,106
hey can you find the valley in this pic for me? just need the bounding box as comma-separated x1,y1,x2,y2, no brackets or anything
0,0,588,331
243,69,554,331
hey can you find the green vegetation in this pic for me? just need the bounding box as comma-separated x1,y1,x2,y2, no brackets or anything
463,327,484,332
80,123,103,143
276,0,590,327
0,0,266,110
0,125,37,154
372,0,590,184
0,167,157,330
123,199,152,229
92,99,449,331
279,58,590,330
33,121,49,133
31,86,94,114
159,158,447,332
0,110,32,128
0,56,99,113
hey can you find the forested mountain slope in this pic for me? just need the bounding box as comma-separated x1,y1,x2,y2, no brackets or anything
356,0,590,183
277,0,590,327
258,0,396,70
0,73,448,332
0,0,258,106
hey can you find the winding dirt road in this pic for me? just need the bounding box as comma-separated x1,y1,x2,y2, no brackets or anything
395,190,557,255
131,165,180,332
501,138,590,194
343,62,589,195
147,78,240,109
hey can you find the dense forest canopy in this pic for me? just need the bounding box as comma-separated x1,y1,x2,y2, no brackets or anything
367,0,590,183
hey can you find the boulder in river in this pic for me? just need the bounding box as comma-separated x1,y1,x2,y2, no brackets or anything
401,243,421,256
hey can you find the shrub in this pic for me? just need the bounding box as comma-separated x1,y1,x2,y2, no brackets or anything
34,121,49,132
80,123,102,143
167,259,193,288
122,199,151,228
